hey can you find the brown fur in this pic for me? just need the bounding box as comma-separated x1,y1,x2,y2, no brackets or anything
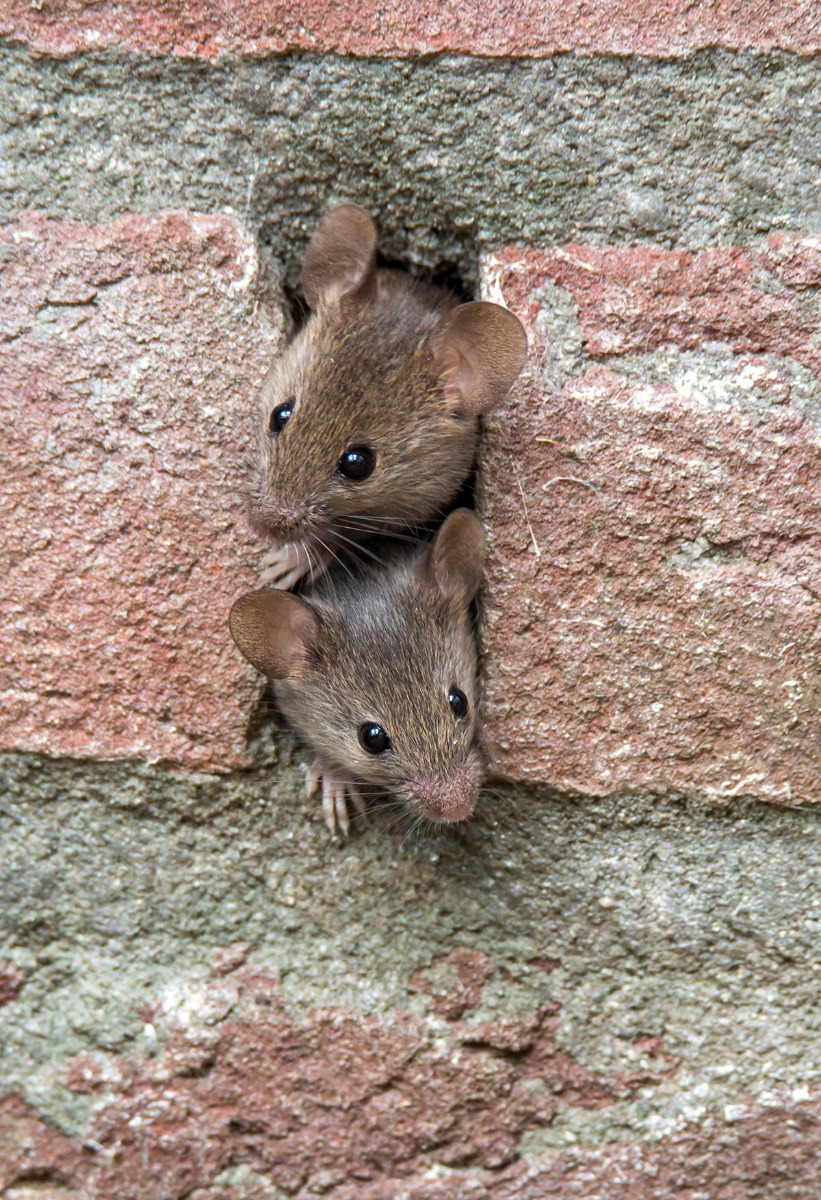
230,511,486,824
249,206,526,557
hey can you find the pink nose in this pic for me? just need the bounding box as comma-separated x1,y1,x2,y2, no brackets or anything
249,500,310,541
405,761,480,824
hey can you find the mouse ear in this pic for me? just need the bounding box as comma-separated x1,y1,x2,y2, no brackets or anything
301,205,378,312
229,590,323,680
433,302,528,417
416,509,486,604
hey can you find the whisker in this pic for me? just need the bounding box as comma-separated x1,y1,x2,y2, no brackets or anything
314,533,356,584
331,530,388,567
343,513,418,529
335,521,427,548
302,537,316,581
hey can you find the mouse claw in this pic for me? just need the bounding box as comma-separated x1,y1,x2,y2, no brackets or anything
260,541,332,591
328,778,349,837
306,758,366,837
348,784,367,816
305,759,321,798
259,542,310,590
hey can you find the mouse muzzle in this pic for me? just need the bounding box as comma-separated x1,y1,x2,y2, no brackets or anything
402,758,482,825
249,498,316,544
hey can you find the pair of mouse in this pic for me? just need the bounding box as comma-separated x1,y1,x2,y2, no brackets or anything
229,206,527,835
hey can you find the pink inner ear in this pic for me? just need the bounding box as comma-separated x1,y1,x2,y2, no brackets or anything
434,302,528,417
277,603,317,674
229,590,321,680
440,343,482,414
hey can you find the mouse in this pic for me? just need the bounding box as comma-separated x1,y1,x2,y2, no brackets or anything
250,205,526,589
229,508,486,835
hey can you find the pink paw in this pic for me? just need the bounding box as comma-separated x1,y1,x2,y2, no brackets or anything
259,541,329,590
306,758,367,837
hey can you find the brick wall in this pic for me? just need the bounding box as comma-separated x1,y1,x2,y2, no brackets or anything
1,4,820,1198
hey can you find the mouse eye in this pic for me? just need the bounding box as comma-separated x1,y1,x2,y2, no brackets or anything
338,446,376,482
448,688,469,719
359,723,391,754
269,400,294,436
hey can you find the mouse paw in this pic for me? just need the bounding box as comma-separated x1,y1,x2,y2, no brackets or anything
260,541,327,590
305,758,367,837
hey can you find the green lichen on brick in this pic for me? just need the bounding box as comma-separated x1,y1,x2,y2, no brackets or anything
2,748,820,1142
1,48,819,291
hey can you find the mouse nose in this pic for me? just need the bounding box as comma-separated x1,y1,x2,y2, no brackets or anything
249,499,312,542
405,759,481,825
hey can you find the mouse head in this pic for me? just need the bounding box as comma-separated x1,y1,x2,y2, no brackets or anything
230,509,487,825
250,205,527,547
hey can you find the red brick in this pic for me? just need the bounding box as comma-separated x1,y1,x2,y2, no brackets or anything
3,961,813,1198
6,1084,821,1200
0,0,818,59
330,1092,821,1198
0,212,282,772
62,967,657,1197
479,243,821,803
0,1094,82,1192
497,238,821,377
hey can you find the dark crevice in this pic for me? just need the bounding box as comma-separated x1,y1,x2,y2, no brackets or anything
280,276,311,334
244,682,286,744
376,248,476,305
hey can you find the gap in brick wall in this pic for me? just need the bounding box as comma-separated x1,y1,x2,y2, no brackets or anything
250,230,481,753
377,252,475,306
281,277,311,334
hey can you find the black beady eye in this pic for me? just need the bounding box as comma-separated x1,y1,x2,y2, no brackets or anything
269,400,294,436
448,688,469,719
359,723,391,754
338,445,376,481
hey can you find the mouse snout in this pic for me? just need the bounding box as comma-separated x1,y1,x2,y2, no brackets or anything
403,758,482,825
249,498,314,543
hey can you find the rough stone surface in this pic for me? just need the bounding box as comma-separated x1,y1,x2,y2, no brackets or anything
2,48,820,289
0,1093,82,1192
1,751,821,1193
0,212,282,770
478,240,821,802
63,969,657,1197
3,1088,821,1199
3,14,821,1196
2,0,819,59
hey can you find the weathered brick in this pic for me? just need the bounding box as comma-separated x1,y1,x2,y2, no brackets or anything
0,0,818,59
0,212,282,771
479,241,821,803
0,960,817,1197
0,1093,82,1192
57,965,659,1196
331,1094,821,1198
499,239,821,376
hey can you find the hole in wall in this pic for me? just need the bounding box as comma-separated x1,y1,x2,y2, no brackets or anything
281,276,311,334
248,225,486,765
376,252,475,306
